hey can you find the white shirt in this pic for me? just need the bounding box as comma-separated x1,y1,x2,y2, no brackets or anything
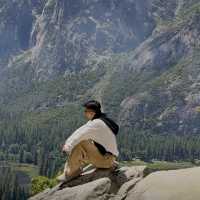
64,118,119,157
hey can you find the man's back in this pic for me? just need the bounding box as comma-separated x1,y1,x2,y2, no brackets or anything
92,114,119,155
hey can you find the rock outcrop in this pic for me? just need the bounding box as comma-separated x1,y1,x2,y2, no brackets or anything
126,166,200,200
29,165,146,200
29,165,200,200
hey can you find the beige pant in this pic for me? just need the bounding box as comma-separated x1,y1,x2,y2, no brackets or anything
64,139,117,177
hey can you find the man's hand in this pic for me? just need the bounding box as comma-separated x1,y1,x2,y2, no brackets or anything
62,144,70,154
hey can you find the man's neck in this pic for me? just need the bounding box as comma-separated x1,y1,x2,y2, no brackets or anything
91,112,100,120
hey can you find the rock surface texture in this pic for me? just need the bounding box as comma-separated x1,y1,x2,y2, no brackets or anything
29,166,200,200
125,166,200,200
29,166,146,200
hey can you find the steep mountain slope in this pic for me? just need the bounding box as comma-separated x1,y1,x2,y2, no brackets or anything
0,0,157,108
110,6,200,135
0,0,200,168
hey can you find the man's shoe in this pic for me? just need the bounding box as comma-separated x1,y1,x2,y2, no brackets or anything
56,173,78,183
56,173,68,182
57,168,83,183
110,161,120,172
82,164,95,173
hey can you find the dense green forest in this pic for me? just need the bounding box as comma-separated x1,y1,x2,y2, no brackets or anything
0,164,28,200
1,106,200,180
1,102,200,200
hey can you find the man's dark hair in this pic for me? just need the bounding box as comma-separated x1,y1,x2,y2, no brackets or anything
82,100,101,114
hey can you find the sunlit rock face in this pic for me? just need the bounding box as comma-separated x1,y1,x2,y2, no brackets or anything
0,0,47,72
29,0,156,80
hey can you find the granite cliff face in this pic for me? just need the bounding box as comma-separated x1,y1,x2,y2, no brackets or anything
28,0,156,80
0,0,200,149
117,8,200,134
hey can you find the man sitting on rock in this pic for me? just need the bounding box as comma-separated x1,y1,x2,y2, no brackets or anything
57,100,119,182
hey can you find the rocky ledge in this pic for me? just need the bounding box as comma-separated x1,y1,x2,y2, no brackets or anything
29,165,200,200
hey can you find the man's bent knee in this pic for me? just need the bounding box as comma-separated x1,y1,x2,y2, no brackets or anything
70,139,90,155
77,139,93,149
80,139,93,145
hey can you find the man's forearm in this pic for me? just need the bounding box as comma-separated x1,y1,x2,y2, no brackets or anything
64,124,88,153
64,123,98,153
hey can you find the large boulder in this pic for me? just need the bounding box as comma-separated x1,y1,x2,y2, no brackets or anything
125,166,200,200
29,165,147,200
28,165,200,200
